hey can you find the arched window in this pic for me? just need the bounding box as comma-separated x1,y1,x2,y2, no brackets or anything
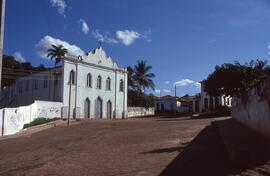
97,75,102,89
106,77,111,90
44,76,48,88
19,81,22,93
70,70,75,85
34,79,38,89
119,79,124,92
25,80,29,91
87,73,92,87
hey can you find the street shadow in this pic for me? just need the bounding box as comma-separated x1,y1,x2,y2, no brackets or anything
142,146,186,154
159,120,270,176
154,116,191,122
159,124,233,176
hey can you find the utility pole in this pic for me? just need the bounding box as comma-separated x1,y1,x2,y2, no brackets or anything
67,74,71,126
174,84,177,117
0,0,6,98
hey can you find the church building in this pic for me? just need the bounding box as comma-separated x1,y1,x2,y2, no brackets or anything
1,47,128,119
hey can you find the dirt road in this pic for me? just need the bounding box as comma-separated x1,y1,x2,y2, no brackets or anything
0,117,228,176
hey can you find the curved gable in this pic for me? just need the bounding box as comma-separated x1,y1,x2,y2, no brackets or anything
82,47,119,69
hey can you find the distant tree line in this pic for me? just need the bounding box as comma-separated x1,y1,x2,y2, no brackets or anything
1,44,67,88
1,55,48,88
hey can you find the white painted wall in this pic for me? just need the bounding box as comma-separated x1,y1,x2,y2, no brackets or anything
127,107,155,117
154,99,175,111
62,47,128,119
0,101,62,136
193,82,232,113
36,100,62,118
232,86,270,138
154,99,190,113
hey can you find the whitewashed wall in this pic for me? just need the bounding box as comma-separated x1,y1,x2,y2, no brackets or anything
62,47,128,119
36,101,62,118
0,101,62,136
127,107,155,117
232,86,270,138
154,99,190,113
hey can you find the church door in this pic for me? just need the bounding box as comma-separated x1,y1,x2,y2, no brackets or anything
95,97,102,119
107,101,112,119
84,98,90,118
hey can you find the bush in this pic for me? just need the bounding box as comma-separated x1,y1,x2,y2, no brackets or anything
23,118,59,129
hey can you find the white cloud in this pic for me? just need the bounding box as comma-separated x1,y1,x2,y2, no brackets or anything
174,79,194,86
35,35,84,59
155,89,161,94
267,44,270,55
14,52,26,62
50,0,67,17
174,79,201,88
165,81,170,84
91,29,150,46
79,19,89,34
194,82,201,88
164,89,171,93
141,29,151,42
116,30,140,46
92,30,119,44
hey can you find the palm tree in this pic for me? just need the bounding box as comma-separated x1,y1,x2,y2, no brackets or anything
47,45,68,66
134,60,155,94
127,66,138,90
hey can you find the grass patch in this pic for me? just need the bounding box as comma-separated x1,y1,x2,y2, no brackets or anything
23,118,59,129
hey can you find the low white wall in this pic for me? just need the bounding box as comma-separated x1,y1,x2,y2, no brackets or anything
127,107,155,117
0,101,62,136
232,86,270,138
36,101,62,118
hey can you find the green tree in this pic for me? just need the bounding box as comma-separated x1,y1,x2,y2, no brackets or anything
203,59,270,98
1,55,50,88
47,45,68,66
127,66,137,90
134,60,155,93
133,60,155,106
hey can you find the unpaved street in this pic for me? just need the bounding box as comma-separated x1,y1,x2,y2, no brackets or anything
0,117,229,176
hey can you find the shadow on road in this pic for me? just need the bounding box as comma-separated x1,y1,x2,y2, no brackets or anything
159,120,270,176
142,146,186,154
154,116,228,122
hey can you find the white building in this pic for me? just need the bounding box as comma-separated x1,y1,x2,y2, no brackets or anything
1,47,128,119
153,95,192,113
192,82,231,113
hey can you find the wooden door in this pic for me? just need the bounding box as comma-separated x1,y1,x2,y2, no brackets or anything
107,101,112,119
84,98,90,118
95,97,102,119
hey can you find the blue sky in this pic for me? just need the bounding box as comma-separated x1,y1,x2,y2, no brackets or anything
4,0,270,97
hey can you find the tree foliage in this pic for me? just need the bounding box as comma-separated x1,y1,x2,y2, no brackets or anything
127,60,156,107
133,60,155,93
2,55,49,88
47,45,68,66
203,59,270,97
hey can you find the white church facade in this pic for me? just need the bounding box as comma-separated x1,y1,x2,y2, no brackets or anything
1,47,128,119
